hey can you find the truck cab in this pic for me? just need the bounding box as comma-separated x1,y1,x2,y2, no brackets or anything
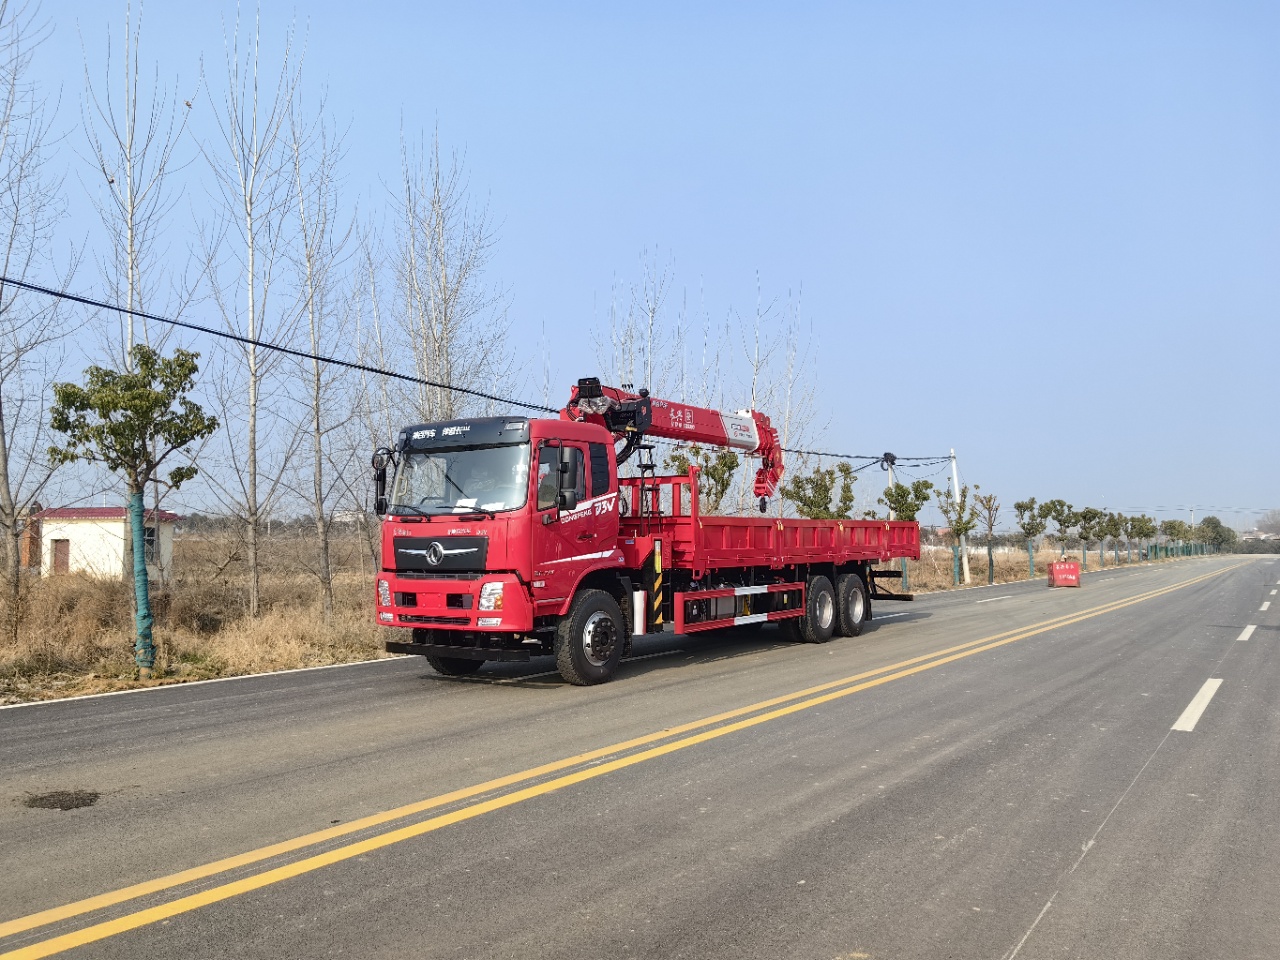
374,416,627,676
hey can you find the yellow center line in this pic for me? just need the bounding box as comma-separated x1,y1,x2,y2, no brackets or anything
0,562,1245,959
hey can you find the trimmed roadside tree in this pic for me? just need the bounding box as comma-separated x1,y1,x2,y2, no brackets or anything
1076,507,1104,570
879,480,934,521
879,479,935,591
1101,512,1126,565
1160,519,1193,556
666,445,740,515
782,460,856,520
1014,498,1047,578
936,483,979,585
49,346,217,677
1040,499,1078,557
1126,514,1157,561
974,490,1000,585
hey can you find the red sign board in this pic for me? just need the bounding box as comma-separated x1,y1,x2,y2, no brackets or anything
1048,561,1081,587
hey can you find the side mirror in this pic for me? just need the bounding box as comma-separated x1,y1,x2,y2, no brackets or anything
372,447,394,518
558,490,578,512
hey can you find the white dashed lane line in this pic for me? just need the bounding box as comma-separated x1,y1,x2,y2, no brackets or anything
975,596,1013,604
1172,679,1223,732
1236,625,1256,643
1262,601,1272,612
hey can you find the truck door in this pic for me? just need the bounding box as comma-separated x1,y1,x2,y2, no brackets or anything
531,441,617,606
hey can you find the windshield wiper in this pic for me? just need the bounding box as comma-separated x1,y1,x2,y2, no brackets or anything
388,504,434,517
455,508,497,520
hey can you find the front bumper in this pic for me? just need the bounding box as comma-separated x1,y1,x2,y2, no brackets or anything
374,573,533,632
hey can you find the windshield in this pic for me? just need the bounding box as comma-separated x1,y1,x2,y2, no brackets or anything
389,444,530,515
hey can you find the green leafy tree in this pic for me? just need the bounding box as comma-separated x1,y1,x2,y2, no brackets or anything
665,445,740,515
1195,516,1237,551
1014,498,1047,540
1014,498,1048,577
1101,512,1126,563
878,480,934,521
782,460,856,520
1160,519,1192,543
1126,514,1157,559
49,346,218,677
1039,499,1078,556
1076,506,1104,567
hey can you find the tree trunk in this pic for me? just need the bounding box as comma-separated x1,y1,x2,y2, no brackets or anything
128,489,155,677
315,510,333,621
3,526,21,646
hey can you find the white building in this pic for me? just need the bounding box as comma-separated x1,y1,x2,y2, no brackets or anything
32,507,180,581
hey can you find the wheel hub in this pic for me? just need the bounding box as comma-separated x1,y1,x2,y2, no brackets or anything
582,610,617,666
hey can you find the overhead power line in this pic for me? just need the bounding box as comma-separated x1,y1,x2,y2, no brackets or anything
3,276,952,465
0,275,560,414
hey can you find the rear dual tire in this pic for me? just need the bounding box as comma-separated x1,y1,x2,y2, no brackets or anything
786,572,869,643
836,573,869,637
786,575,837,643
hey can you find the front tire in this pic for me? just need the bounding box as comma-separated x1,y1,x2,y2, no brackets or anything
836,573,869,637
424,654,485,677
556,589,625,685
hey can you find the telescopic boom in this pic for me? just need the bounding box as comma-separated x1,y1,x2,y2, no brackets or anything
562,377,784,500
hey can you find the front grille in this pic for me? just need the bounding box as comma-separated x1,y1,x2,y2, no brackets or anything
395,572,484,581
399,615,471,626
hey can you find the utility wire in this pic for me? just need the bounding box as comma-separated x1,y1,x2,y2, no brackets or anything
4,276,954,464
0,275,561,414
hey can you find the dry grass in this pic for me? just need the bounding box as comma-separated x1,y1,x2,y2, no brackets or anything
0,526,1194,704
0,529,386,704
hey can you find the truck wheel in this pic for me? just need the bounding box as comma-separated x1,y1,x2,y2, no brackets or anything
556,589,625,685
796,575,836,643
836,573,869,637
424,654,485,677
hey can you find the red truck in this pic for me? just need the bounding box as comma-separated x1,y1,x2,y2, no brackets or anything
373,378,921,684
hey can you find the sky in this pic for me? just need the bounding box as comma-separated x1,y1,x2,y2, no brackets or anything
21,0,1280,530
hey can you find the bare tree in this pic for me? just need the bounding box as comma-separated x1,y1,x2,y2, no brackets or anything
81,0,196,369
202,11,302,617
346,221,395,570
598,248,680,396
0,0,74,641
392,128,512,423
974,490,1000,584
287,89,350,620
1257,509,1280,537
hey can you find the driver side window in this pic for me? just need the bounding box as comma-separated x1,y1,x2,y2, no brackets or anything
536,445,585,510
536,448,557,510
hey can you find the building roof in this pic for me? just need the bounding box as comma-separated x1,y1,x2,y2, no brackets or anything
33,507,182,523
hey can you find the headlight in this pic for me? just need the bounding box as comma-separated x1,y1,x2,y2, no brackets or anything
377,579,392,606
478,582,504,611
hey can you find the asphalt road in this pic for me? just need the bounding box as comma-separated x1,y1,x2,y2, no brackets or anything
2,555,1278,959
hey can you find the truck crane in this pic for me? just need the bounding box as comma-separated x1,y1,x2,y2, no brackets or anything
372,377,920,685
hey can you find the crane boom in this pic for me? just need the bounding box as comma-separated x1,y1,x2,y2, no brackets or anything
562,377,785,500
